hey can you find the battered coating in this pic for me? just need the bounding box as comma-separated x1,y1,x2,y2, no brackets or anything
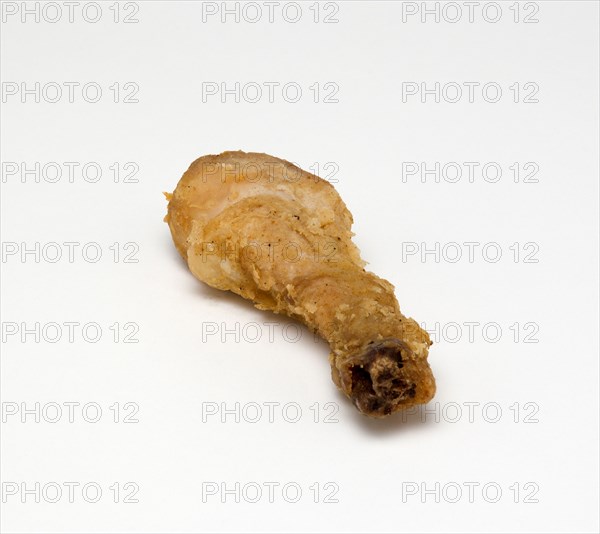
165,151,435,417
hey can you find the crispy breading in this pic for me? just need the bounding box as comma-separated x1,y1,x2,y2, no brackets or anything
165,151,435,417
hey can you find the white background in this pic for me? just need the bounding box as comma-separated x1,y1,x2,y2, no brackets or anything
1,1,599,532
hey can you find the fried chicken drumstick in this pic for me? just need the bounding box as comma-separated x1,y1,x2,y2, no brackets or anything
165,151,435,417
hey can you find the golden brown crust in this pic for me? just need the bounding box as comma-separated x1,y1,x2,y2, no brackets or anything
165,151,435,417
